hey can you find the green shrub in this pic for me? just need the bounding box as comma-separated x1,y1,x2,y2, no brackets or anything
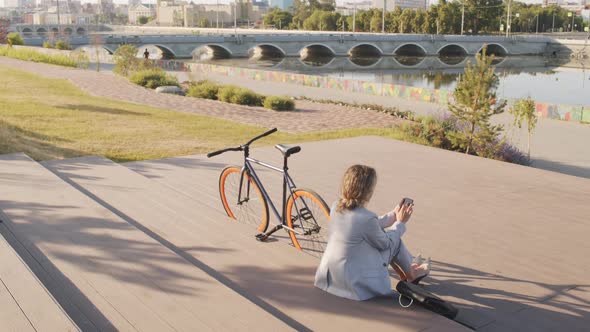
55,40,72,50
217,85,241,103
187,80,220,99
6,33,23,46
0,46,77,67
42,41,53,48
113,44,140,76
129,68,179,89
230,88,264,106
263,96,295,111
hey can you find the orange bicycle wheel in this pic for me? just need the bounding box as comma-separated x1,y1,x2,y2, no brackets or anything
286,188,330,258
219,166,269,232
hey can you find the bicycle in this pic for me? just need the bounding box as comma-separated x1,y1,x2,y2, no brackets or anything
207,128,331,258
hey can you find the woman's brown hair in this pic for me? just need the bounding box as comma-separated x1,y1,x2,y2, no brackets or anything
336,165,377,212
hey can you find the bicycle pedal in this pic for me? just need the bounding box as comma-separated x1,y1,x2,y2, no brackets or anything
255,233,269,242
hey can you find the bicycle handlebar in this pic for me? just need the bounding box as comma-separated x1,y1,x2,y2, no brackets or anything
206,146,243,158
206,128,278,158
246,128,277,146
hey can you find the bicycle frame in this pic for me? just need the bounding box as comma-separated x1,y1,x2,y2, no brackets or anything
237,153,304,235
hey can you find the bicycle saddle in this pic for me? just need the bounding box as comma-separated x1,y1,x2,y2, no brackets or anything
275,144,301,157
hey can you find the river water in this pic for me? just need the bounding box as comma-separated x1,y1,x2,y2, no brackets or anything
192,56,590,106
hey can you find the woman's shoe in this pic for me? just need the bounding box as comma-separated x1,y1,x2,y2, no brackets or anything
412,254,424,266
411,260,431,285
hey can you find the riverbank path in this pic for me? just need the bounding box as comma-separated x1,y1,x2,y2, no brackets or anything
0,57,396,133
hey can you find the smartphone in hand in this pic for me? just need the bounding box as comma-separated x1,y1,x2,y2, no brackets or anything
398,197,414,207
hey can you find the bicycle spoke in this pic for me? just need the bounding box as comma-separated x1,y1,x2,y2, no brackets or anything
220,167,268,232
287,190,330,258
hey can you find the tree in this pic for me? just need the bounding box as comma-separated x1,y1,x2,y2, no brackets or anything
6,32,23,47
90,35,104,72
0,18,9,44
138,16,149,25
264,9,293,29
113,44,141,76
199,18,210,28
509,97,537,159
447,46,507,155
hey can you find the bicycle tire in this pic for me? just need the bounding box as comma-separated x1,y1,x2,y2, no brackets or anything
219,166,269,232
286,188,330,258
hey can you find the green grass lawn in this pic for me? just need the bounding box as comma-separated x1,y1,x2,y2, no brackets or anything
0,65,421,162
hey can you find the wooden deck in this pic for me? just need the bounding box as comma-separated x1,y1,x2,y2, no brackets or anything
126,136,590,331
44,155,465,332
0,154,289,331
0,231,78,331
1,136,588,331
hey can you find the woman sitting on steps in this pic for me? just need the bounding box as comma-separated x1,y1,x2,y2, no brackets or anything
314,164,430,301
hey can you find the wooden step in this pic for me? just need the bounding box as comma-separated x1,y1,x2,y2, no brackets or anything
126,136,590,331
0,153,289,332
0,229,78,331
47,155,467,332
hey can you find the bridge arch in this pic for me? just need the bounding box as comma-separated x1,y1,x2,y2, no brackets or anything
50,27,59,37
63,27,73,36
36,27,47,37
248,44,286,59
348,56,382,68
76,27,86,35
393,43,427,57
392,55,425,67
102,46,116,54
348,43,383,57
138,44,176,59
192,44,233,60
299,43,336,59
22,28,33,37
437,44,468,57
479,43,508,57
297,57,336,68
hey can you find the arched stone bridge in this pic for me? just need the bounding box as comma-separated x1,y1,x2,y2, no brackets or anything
15,24,93,37
22,33,554,59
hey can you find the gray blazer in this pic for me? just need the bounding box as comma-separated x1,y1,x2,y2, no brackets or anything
314,204,406,301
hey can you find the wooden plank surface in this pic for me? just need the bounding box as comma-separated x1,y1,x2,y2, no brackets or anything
126,136,590,331
0,230,78,331
0,153,290,332
46,155,467,332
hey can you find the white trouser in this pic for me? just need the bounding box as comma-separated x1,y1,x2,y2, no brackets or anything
390,240,414,274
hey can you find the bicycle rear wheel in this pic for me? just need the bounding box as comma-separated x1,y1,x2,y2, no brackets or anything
286,189,330,258
219,166,269,232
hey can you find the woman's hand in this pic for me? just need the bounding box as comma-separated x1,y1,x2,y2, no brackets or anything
394,203,414,224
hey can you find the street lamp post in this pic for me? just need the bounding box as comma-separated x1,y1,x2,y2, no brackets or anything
216,0,219,32
536,14,539,34
352,1,356,33
382,0,386,33
461,0,465,35
234,0,237,35
505,0,511,37
568,12,574,32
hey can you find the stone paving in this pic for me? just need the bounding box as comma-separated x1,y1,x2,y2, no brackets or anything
0,57,397,133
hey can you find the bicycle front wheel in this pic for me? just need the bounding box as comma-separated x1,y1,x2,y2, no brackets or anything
286,189,330,258
219,166,269,232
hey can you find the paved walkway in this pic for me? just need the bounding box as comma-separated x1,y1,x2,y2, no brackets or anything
0,57,396,133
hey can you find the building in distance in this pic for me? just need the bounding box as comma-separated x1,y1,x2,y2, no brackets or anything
373,0,428,11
